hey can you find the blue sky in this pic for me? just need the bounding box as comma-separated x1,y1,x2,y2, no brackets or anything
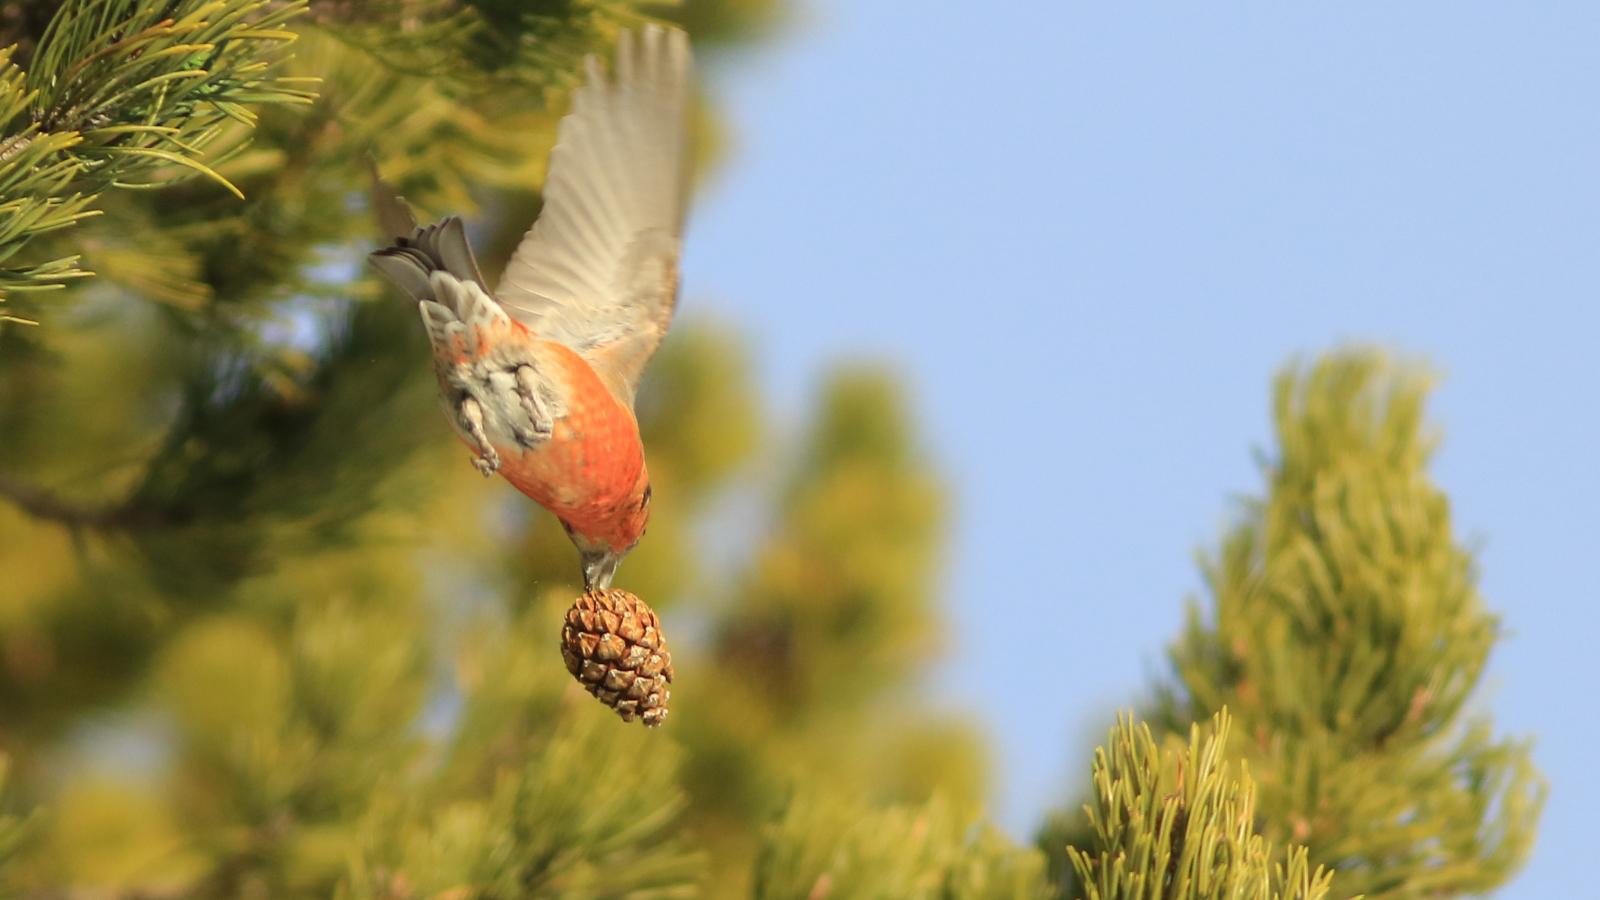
684,2,1597,895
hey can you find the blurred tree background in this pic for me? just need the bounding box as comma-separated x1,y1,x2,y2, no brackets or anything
0,2,1542,899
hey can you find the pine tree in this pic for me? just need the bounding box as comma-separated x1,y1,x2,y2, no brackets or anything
1042,349,1544,900
1068,711,1333,900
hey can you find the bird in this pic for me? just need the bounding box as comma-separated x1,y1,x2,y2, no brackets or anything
368,25,692,591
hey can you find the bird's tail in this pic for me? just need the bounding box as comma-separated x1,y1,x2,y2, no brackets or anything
367,162,488,311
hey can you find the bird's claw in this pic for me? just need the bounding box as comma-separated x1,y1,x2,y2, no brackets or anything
460,395,501,476
515,364,555,442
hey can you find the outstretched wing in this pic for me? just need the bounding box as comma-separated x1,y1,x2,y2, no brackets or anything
494,24,693,407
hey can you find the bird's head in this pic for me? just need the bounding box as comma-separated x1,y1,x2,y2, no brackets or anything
564,476,653,591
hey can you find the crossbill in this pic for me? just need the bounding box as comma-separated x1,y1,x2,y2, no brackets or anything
369,25,693,590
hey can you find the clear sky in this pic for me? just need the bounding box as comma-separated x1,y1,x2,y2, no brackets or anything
684,2,1597,895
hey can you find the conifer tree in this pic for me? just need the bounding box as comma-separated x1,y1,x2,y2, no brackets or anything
1042,350,1544,900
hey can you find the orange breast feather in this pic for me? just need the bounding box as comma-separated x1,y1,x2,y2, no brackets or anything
492,338,645,533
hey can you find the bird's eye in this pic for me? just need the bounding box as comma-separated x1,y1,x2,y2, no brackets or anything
641,486,653,507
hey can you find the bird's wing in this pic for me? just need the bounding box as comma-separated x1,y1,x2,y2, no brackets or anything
494,24,693,407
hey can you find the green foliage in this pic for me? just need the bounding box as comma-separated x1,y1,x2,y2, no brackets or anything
717,370,944,715
754,793,1051,900
316,0,647,99
0,0,313,302
1067,712,1333,900
351,703,697,900
1045,350,1543,900
657,0,788,47
26,0,311,189
0,758,35,890
671,369,991,900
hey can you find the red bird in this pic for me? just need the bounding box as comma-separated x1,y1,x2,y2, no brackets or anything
369,26,692,590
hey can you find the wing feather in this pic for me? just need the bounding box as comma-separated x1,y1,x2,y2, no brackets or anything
496,25,693,405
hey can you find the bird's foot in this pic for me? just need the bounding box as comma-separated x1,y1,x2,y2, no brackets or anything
514,364,555,442
460,396,501,476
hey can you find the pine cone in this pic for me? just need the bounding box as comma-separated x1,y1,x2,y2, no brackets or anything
560,588,674,726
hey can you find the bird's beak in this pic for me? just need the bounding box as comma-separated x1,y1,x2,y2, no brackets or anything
580,545,626,591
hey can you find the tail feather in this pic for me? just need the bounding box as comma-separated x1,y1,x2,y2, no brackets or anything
367,162,489,307
418,299,464,362
370,217,489,308
368,157,418,244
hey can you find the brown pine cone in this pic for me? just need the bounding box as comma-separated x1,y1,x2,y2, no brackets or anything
560,588,674,726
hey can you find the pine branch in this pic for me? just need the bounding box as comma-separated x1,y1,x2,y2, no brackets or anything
0,467,121,526
0,0,316,302
0,466,188,529
348,692,698,900
1066,711,1336,900
309,0,649,100
754,793,1052,900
